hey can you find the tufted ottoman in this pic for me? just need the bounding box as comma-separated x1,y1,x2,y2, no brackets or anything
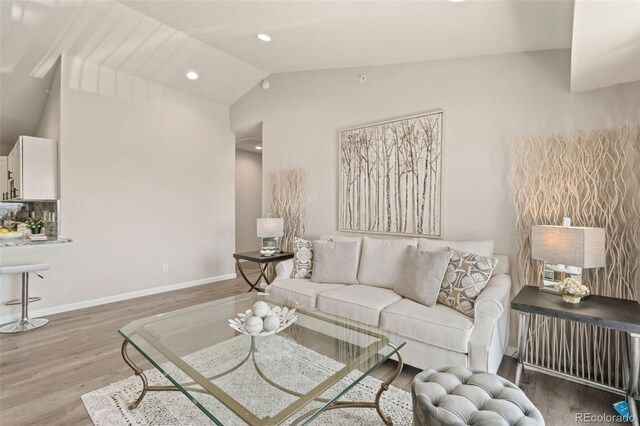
412,367,544,426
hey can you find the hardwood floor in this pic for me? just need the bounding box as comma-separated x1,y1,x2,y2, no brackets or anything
0,267,619,425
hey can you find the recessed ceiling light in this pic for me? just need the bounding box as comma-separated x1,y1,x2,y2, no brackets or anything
448,0,464,2
256,33,272,42
255,146,263,150
186,71,198,80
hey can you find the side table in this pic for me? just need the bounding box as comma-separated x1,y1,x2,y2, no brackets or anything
233,251,294,292
512,286,640,426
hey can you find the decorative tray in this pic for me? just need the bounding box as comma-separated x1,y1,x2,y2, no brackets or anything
228,302,297,337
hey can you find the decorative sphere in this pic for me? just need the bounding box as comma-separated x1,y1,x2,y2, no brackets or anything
263,314,280,332
252,301,271,318
245,316,263,334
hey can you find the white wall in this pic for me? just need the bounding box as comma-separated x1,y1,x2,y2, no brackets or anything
235,150,262,252
0,55,236,320
231,49,640,262
36,62,61,141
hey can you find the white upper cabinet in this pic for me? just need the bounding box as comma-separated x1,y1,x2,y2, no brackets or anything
0,156,7,200
6,136,58,200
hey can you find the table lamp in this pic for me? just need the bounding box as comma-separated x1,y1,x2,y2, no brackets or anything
531,222,605,295
257,218,284,254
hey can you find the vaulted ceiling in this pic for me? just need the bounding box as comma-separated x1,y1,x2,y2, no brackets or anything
1,0,638,149
120,0,574,73
0,0,267,148
571,0,640,93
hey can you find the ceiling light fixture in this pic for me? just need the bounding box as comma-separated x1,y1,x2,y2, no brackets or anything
186,71,198,80
448,0,465,2
256,33,272,42
255,146,263,150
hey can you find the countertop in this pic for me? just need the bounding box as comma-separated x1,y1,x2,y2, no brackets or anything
0,237,73,248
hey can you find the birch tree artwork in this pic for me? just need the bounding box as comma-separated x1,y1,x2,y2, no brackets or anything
339,111,443,237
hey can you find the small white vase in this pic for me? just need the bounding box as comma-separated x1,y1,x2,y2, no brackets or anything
561,293,582,304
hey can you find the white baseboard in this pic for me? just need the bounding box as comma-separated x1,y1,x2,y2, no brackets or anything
0,273,237,325
506,345,518,357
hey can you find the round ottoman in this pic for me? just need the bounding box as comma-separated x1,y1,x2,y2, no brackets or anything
411,367,544,426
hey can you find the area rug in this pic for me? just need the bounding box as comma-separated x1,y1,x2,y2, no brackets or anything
82,335,412,425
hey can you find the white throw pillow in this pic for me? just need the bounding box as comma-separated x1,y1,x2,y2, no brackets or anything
418,239,494,257
319,234,363,265
357,237,418,288
394,247,452,306
311,240,359,284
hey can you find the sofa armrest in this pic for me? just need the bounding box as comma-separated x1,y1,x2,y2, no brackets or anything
468,273,511,373
275,259,294,280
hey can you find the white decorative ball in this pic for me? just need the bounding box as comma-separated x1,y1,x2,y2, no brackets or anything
245,316,263,334
252,301,271,318
263,314,280,332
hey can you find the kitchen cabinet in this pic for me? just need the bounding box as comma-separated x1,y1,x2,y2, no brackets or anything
6,136,58,200
0,156,7,200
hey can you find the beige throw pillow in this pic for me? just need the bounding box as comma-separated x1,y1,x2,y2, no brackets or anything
311,240,359,284
357,237,418,288
394,247,452,306
437,249,498,317
291,237,314,279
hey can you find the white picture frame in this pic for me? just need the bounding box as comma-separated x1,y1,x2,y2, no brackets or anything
338,111,443,238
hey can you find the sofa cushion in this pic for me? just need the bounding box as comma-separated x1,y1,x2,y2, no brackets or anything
317,285,403,326
419,239,494,257
381,298,474,354
395,247,452,306
357,237,418,288
266,279,346,309
438,249,498,318
311,240,359,284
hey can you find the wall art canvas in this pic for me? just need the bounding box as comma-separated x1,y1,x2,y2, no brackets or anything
339,111,443,237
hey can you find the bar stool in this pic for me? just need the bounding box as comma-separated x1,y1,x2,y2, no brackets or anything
0,264,50,333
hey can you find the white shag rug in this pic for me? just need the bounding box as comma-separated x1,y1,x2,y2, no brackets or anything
82,335,412,425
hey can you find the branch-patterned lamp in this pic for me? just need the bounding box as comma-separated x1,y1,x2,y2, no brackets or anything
257,218,284,253
531,224,606,294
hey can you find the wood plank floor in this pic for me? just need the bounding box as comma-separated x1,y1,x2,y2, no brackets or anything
0,267,619,425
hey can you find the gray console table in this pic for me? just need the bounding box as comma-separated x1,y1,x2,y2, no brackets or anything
512,286,640,426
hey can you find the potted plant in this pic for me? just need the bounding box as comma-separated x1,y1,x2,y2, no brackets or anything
554,277,590,304
26,218,45,235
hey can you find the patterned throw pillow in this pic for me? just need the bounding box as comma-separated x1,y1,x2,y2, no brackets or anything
437,249,498,317
291,237,314,279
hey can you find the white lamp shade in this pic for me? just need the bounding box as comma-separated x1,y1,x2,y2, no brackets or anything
531,225,605,268
257,218,284,238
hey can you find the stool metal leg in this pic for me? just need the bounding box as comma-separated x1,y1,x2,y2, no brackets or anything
0,272,48,333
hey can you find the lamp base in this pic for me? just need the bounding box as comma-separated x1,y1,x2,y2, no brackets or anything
539,285,560,296
260,237,281,253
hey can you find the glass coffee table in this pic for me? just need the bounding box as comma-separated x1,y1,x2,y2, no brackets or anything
118,293,405,425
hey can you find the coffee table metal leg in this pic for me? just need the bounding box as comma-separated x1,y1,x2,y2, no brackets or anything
290,345,403,425
121,339,149,409
515,312,530,387
121,339,177,409
373,346,404,425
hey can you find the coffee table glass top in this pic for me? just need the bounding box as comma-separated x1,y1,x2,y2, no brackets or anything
118,293,405,425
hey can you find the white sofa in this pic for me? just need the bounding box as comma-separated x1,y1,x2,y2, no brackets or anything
266,235,511,374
